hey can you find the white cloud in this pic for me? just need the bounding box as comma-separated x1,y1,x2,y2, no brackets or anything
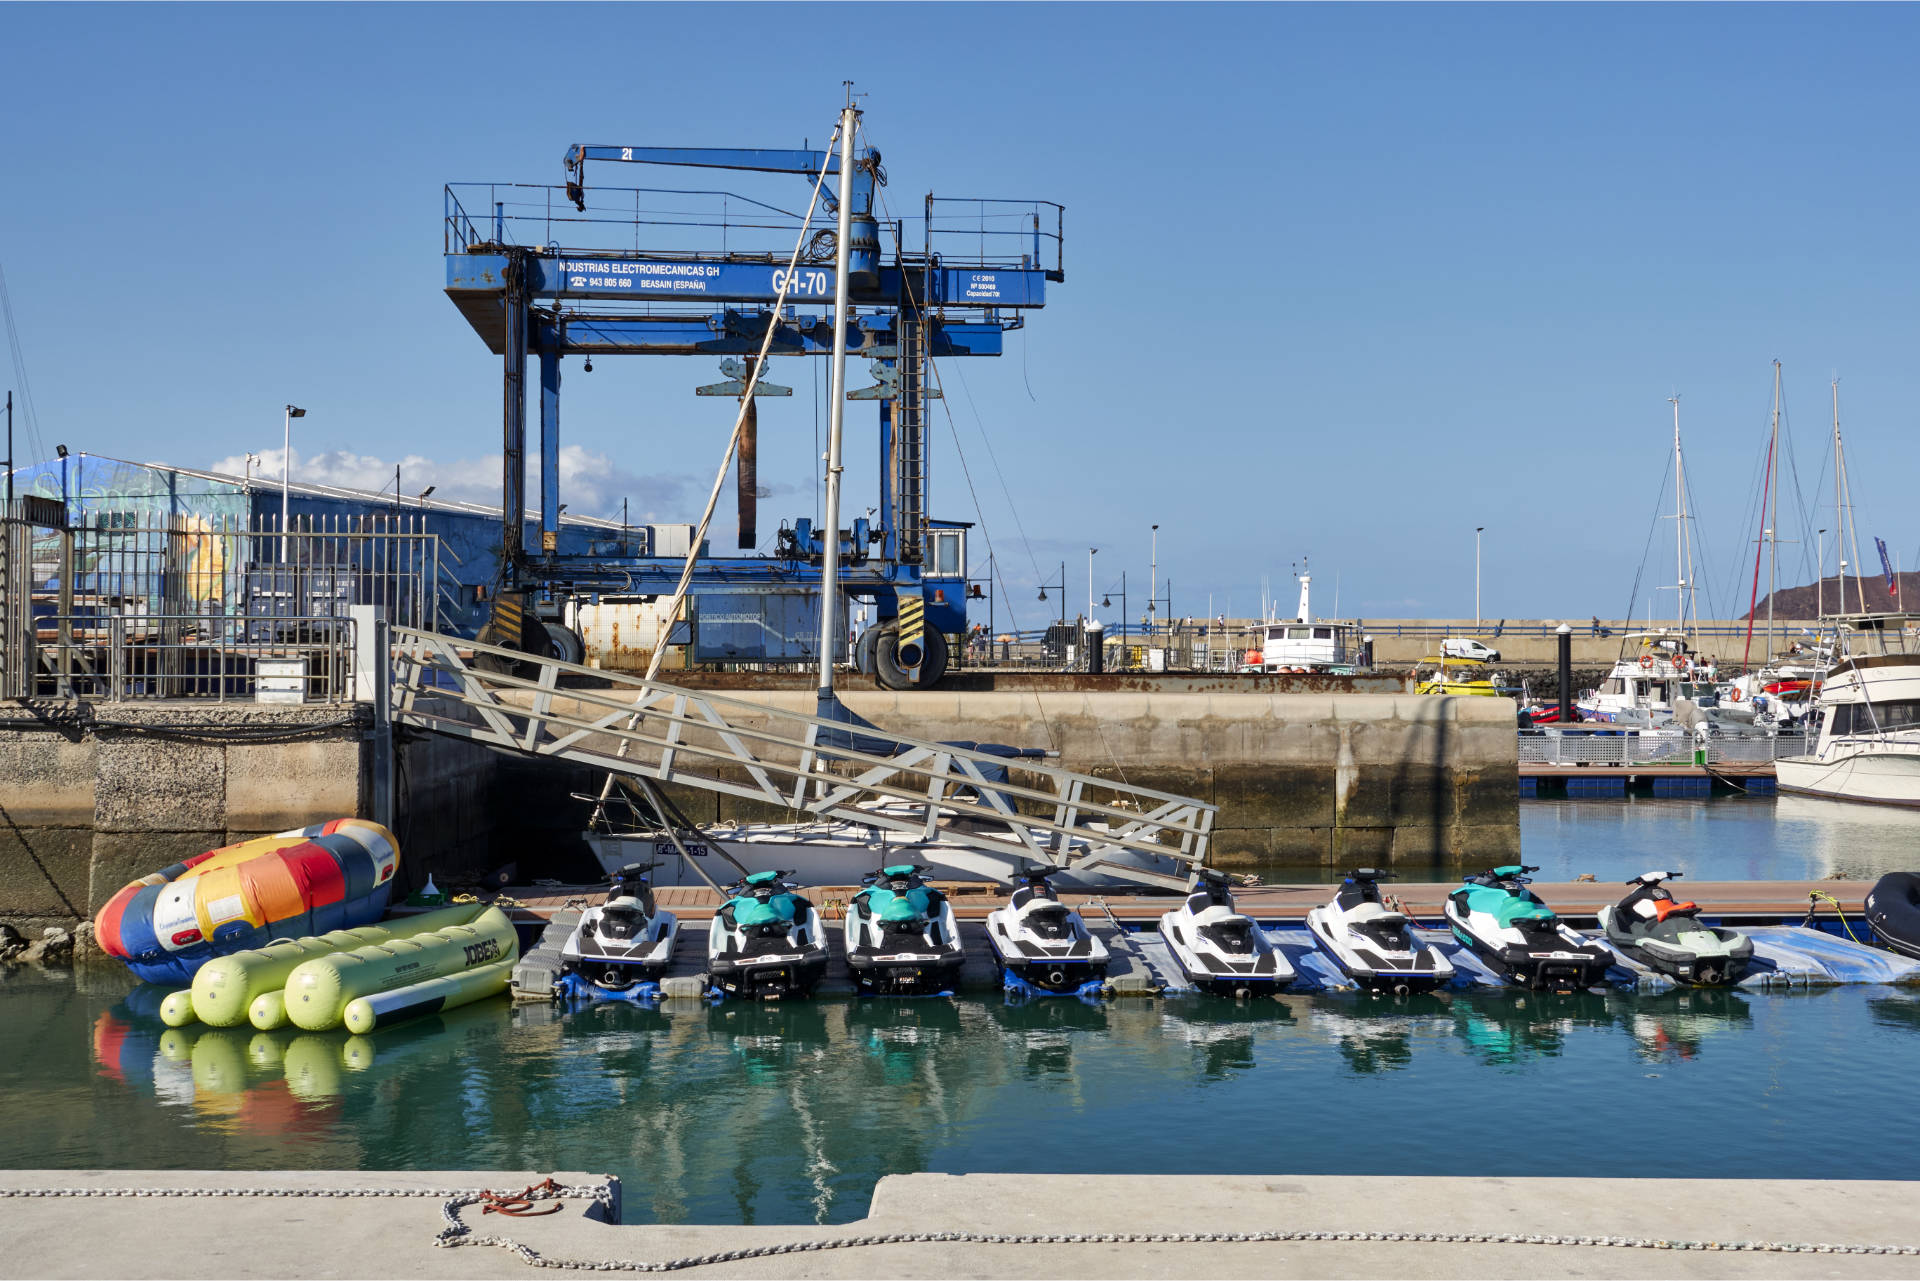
206,445,695,522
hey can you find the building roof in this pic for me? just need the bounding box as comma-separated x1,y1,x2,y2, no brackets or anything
8,452,633,531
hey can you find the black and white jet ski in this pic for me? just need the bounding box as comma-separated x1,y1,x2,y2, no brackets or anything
1306,868,1455,993
1444,864,1613,991
706,870,829,1000
556,860,679,1000
1155,868,1293,996
844,863,965,996
985,865,1110,996
1599,871,1753,986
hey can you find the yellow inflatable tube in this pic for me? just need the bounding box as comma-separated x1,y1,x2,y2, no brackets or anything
191,903,492,1028
342,959,513,1034
283,906,518,1031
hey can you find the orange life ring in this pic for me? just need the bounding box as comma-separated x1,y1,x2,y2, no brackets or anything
1640,654,1655,669
1675,654,1690,672
1728,687,1743,702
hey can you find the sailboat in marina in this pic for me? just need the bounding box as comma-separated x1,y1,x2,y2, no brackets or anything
1775,379,1920,806
1578,397,1721,727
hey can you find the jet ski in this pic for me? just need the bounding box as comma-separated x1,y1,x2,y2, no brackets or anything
556,860,679,999
1598,871,1752,985
706,869,829,1000
1306,868,1455,993
985,865,1110,996
1444,864,1612,991
1155,868,1293,996
844,863,965,996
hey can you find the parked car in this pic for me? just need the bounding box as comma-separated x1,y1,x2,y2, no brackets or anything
1441,637,1500,663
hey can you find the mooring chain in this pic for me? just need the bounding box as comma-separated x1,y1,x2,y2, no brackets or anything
4,1185,1916,1272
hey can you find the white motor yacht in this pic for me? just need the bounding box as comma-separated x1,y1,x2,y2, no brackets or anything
1577,631,1717,724
1776,614,1920,807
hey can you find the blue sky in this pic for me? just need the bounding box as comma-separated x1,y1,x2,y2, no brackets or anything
4,3,1917,629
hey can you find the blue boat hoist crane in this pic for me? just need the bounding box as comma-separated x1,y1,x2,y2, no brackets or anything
443,116,1062,688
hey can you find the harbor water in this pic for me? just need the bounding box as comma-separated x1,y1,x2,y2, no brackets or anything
4,796,1917,1227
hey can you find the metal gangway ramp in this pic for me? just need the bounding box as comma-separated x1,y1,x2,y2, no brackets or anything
386,626,1213,891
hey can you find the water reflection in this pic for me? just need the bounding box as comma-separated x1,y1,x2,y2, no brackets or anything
1448,991,1618,1067
1304,993,1452,1075
1158,996,1295,1080
1623,987,1751,1063
15,961,1917,1224
983,995,1108,1079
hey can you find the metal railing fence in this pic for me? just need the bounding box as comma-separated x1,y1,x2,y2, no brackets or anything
34,613,357,703
1518,730,1807,767
2,507,445,702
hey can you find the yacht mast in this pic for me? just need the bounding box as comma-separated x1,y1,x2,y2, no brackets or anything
1833,379,1847,617
1837,380,1867,622
814,93,859,712
1670,395,1696,639
1767,361,1782,659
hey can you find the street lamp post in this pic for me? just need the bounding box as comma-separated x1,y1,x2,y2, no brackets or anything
1474,525,1485,629
281,404,307,564
1088,547,1098,621
1149,523,1159,643
1037,562,1067,667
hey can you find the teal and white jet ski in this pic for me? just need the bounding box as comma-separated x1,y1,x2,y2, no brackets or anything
707,870,828,1000
844,863,964,996
1444,864,1612,991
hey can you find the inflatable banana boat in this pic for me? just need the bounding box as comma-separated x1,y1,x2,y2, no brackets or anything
95,820,400,985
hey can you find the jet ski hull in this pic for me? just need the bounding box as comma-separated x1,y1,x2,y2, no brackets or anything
558,910,680,992
1156,912,1290,995
984,919,1108,994
1304,908,1452,993
1597,906,1753,986
707,909,829,1001
1444,908,1611,990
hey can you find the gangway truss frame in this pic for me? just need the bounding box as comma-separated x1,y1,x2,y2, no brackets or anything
388,626,1212,890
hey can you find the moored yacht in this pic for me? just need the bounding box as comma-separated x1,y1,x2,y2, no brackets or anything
1577,631,1718,725
1776,614,1920,807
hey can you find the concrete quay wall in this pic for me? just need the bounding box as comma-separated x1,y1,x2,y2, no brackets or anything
589,689,1522,870
0,703,371,933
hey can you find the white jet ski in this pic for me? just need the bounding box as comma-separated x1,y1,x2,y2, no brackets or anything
1156,868,1293,996
706,869,829,1000
1305,868,1455,993
557,860,679,996
985,865,1110,996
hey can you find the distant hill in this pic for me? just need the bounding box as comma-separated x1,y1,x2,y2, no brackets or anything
1747,572,1920,620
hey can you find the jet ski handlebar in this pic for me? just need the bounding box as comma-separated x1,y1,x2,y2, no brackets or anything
1626,870,1681,885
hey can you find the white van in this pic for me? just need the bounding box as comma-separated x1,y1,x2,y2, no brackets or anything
1441,637,1500,663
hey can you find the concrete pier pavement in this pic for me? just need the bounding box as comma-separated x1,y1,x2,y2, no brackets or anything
4,1170,1916,1279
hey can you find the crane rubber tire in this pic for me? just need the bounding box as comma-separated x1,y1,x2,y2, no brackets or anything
875,625,949,690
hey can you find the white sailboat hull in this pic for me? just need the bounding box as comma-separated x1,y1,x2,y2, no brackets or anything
585,825,1192,892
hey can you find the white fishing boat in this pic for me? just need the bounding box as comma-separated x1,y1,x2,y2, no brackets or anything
1775,615,1920,807
1240,572,1366,674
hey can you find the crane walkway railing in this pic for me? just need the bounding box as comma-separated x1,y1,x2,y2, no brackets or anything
387,626,1213,891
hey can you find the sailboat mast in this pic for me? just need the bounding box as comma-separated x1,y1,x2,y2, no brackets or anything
1671,396,1685,636
815,96,859,707
1833,378,1847,617
1767,360,1781,659
1839,382,1867,623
